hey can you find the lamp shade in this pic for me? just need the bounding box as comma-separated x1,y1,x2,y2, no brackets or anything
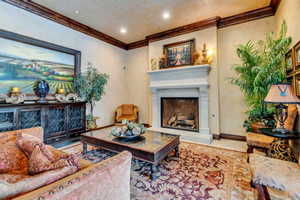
264,84,300,104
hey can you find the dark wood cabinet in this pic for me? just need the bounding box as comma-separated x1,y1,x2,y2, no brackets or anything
0,102,86,144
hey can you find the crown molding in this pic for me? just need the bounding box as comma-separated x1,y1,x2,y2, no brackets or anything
2,0,281,51
2,0,127,50
270,0,282,14
126,39,148,50
218,6,274,29
145,16,221,43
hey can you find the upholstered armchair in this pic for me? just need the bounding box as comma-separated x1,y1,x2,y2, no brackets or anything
115,104,139,123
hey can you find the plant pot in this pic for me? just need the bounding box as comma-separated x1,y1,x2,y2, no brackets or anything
251,122,267,133
87,118,98,130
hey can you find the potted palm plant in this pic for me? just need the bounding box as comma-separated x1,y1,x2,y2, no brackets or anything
231,21,292,132
75,63,109,129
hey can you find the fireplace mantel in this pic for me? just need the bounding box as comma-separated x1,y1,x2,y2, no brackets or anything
147,64,212,144
148,64,210,90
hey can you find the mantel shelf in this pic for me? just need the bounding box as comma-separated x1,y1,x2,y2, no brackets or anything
147,64,210,74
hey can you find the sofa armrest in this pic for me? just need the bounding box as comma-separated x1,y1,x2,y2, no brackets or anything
14,151,132,200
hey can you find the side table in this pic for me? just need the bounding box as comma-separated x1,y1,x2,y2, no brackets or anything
260,128,300,162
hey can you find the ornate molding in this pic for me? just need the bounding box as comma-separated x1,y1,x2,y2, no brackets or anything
2,0,127,49
145,17,220,43
218,6,274,29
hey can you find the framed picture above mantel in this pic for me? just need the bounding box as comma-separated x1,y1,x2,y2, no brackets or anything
0,29,81,96
162,39,195,69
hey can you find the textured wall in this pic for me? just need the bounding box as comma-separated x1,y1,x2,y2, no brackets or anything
125,47,150,123
275,0,300,46
217,17,275,136
0,2,129,126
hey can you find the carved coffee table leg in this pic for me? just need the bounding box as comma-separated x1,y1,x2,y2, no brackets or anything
82,142,87,155
150,164,158,180
175,146,179,157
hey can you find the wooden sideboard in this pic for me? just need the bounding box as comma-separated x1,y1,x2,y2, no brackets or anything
0,102,86,144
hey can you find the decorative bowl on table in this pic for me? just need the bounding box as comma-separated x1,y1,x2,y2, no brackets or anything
111,120,146,140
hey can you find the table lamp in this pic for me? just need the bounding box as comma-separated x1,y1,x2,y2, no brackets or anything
264,83,300,133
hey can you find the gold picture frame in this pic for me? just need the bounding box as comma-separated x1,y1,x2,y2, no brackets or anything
293,41,300,70
285,49,294,73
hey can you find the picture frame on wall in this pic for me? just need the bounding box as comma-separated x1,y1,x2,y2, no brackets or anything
0,29,81,96
295,75,300,96
162,39,195,69
285,49,294,73
294,41,300,70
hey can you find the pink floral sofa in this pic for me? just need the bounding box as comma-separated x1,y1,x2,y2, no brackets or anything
0,127,132,200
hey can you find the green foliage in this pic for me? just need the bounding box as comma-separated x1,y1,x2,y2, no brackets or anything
230,21,292,128
74,63,109,118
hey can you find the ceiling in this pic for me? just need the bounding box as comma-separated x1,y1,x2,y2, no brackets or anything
33,0,271,43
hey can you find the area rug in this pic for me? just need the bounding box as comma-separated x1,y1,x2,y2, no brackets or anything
82,142,255,200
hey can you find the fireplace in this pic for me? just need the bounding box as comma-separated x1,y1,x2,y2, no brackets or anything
161,97,199,132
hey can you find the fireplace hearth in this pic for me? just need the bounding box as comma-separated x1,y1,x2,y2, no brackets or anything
161,97,199,132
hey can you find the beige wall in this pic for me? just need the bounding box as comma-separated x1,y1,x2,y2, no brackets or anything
126,47,150,123
275,0,300,46
218,17,275,136
0,2,129,126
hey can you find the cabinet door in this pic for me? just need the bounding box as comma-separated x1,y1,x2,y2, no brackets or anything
67,104,86,133
45,106,67,142
18,107,42,129
0,108,16,132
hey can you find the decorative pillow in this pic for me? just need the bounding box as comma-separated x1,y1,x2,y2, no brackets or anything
28,144,79,175
0,135,28,175
16,133,53,159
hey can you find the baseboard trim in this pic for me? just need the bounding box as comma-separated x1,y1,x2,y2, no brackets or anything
215,133,246,141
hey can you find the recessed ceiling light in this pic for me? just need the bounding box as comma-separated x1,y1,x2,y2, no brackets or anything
75,10,79,14
162,11,170,20
120,27,127,34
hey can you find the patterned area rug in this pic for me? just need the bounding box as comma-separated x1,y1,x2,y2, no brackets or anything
82,142,255,200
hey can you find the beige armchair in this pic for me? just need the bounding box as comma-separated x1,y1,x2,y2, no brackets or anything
115,104,139,123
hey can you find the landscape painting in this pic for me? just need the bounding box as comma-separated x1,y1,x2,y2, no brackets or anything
0,35,77,95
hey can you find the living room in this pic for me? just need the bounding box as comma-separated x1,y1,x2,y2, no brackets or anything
0,0,299,199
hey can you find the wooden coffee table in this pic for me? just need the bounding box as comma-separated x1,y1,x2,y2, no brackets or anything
81,126,180,179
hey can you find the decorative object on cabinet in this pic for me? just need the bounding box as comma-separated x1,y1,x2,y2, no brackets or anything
56,88,65,95
163,39,195,68
0,29,81,95
294,41,300,69
285,49,294,73
150,58,158,71
74,63,108,129
33,80,50,102
0,102,86,143
5,94,25,104
10,87,21,97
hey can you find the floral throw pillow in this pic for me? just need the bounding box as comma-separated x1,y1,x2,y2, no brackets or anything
28,144,79,175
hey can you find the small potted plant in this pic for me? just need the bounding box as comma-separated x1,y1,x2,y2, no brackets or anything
74,63,109,129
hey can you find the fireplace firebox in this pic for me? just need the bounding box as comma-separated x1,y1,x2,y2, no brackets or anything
161,97,199,132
